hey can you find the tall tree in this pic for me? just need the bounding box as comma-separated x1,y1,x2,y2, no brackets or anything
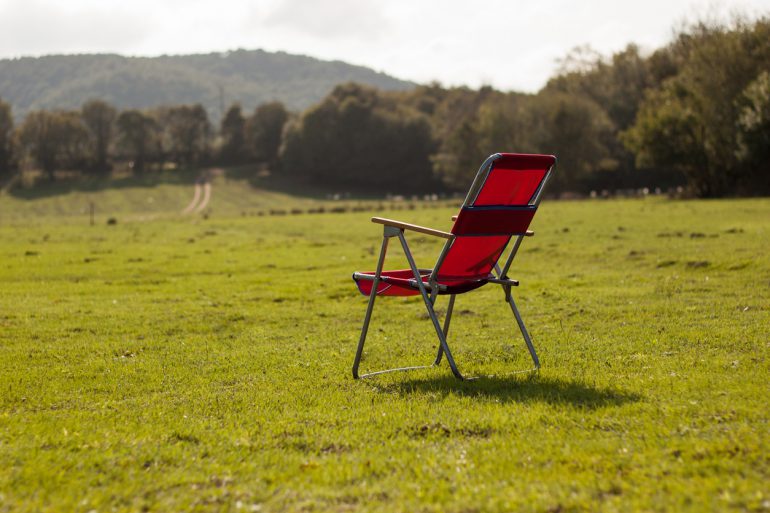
432,119,483,190
17,110,88,180
547,44,651,132
116,109,158,175
0,98,14,180
165,104,210,167
425,86,495,188
81,99,117,175
623,17,770,196
544,44,653,180
218,103,248,165
245,101,288,168
534,91,613,192
281,83,436,190
736,71,770,194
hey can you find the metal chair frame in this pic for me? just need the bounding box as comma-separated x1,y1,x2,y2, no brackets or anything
352,154,554,380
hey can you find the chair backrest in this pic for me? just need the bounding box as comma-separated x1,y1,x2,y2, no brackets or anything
433,153,555,282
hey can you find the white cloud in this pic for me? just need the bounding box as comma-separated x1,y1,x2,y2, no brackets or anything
261,0,389,40
0,0,156,57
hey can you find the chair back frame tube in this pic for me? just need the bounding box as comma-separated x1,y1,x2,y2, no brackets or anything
530,161,555,205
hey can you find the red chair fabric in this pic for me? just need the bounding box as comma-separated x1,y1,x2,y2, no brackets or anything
474,154,553,205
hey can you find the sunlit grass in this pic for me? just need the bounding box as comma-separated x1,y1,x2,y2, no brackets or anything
0,194,768,512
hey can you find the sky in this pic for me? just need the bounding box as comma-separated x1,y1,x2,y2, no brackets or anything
0,0,768,92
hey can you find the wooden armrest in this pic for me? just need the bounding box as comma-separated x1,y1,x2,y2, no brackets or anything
371,217,453,239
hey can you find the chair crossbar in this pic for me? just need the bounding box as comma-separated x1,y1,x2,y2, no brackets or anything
452,205,537,236
487,277,520,286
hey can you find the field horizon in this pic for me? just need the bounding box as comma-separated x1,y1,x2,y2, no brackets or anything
1,168,464,228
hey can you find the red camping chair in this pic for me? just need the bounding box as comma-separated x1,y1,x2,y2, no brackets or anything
352,153,556,380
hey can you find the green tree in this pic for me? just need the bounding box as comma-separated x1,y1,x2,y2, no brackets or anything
545,44,655,181
281,83,436,190
218,104,248,165
547,44,651,132
533,91,613,192
621,85,709,193
431,119,484,190
425,86,495,189
0,99,15,180
246,101,288,168
17,110,89,180
164,104,210,167
81,99,116,175
623,17,770,196
476,94,539,156
736,71,770,193
116,110,158,175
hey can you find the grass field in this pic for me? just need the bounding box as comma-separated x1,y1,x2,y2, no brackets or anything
0,183,768,512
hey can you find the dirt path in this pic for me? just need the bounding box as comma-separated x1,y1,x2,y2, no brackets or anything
182,177,212,214
182,182,202,214
196,182,211,212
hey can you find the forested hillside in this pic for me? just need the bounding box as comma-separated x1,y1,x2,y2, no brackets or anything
0,49,414,121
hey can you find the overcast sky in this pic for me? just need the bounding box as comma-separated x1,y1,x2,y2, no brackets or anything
0,0,768,92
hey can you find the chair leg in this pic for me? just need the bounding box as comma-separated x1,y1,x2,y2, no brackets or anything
434,294,455,365
505,287,540,369
352,235,389,379
398,233,466,380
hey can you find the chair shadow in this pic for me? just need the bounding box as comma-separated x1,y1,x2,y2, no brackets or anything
379,374,641,409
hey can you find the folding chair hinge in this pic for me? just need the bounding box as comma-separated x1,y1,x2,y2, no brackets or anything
383,226,401,238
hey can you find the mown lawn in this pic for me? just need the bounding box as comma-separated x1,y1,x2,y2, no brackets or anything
0,195,768,512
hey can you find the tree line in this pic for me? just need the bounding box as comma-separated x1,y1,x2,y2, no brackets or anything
1,16,768,197
0,99,289,182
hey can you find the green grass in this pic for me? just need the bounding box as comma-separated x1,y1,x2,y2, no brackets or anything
0,190,768,512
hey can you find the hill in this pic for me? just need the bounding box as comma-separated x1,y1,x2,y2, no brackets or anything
0,49,415,120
